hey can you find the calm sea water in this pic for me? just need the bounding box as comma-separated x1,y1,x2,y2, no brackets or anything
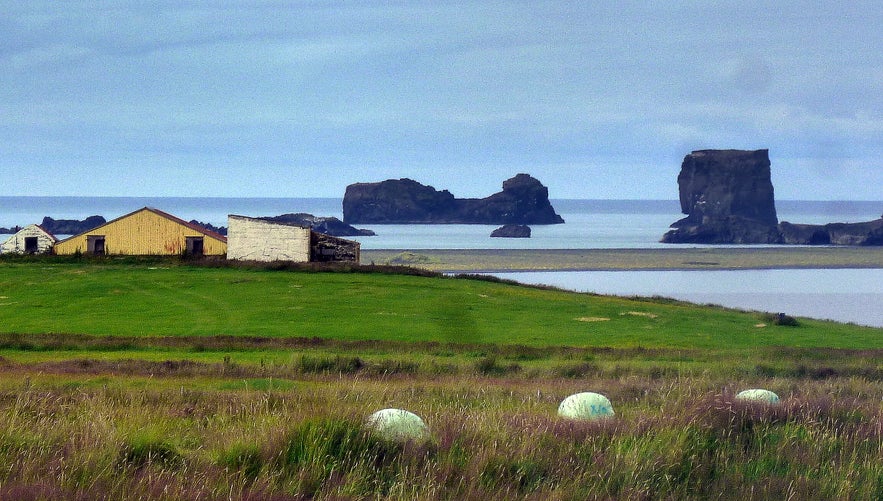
2,197,881,326
2,197,881,250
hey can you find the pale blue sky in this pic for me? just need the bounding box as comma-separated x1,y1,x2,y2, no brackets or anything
2,1,881,200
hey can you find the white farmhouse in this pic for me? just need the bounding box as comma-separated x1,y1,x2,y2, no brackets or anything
0,225,58,255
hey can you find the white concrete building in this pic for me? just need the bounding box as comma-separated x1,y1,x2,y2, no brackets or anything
227,215,312,262
226,215,360,263
0,225,57,255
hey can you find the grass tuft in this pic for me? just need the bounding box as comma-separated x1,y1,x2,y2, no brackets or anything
119,435,183,470
218,443,264,481
473,356,521,376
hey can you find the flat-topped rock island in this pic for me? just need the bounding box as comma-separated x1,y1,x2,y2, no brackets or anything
342,173,564,225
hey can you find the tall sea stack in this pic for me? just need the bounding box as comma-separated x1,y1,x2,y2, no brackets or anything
661,149,782,244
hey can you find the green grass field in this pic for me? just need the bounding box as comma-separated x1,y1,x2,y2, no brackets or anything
0,257,881,500
1,259,879,349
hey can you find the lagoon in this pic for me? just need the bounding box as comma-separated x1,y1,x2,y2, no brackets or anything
492,268,883,328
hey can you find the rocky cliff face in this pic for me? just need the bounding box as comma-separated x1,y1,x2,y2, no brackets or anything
343,174,564,225
39,215,106,236
662,149,781,244
779,219,883,245
192,214,374,237
661,149,883,245
263,213,375,236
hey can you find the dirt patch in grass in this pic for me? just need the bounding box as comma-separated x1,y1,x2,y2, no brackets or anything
622,311,659,319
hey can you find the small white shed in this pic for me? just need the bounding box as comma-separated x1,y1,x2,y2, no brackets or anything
226,215,361,263
0,225,58,255
227,215,313,262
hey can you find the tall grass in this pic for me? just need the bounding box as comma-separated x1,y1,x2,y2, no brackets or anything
0,370,880,500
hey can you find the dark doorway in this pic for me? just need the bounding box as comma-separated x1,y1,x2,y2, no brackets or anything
186,237,204,256
24,237,38,254
87,236,106,255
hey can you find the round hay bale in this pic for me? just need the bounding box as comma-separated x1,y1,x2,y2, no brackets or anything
735,389,780,404
366,408,430,442
557,392,615,420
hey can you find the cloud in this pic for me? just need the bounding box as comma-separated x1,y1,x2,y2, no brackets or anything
0,2,881,199
718,56,774,95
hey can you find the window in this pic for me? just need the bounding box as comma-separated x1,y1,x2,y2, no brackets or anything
186,237,204,256
24,237,38,254
87,236,106,255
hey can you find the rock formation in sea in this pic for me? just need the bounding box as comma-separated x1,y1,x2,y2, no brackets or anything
661,149,782,244
778,219,883,245
343,173,564,225
190,220,227,235
661,149,883,245
191,214,375,237
39,215,106,236
262,213,375,237
490,224,531,238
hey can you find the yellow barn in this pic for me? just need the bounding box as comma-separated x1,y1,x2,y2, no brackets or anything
54,207,227,256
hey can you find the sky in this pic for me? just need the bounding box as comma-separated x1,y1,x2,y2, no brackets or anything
2,1,882,200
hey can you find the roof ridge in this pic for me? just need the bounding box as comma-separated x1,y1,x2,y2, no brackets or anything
56,207,227,244
146,207,228,242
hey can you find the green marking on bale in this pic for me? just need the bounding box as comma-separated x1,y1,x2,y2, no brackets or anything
557,392,615,420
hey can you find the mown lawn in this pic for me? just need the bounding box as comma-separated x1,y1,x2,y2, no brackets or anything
0,260,880,349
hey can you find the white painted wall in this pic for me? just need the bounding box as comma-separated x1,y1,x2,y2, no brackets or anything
0,225,56,254
226,215,311,262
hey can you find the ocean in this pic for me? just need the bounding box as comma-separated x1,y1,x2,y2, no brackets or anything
2,197,881,250
2,197,881,327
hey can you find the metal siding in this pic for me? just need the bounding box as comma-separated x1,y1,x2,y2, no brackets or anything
51,235,87,255
54,209,227,255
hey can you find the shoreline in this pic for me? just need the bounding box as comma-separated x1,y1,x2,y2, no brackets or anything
361,247,883,273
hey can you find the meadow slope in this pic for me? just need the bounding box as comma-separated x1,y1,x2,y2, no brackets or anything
0,258,880,500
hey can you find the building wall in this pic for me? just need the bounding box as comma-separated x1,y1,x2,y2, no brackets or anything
226,215,311,262
54,209,227,256
0,225,56,254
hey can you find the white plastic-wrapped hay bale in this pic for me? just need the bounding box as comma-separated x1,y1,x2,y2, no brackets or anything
557,392,615,420
366,408,430,442
735,389,780,404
